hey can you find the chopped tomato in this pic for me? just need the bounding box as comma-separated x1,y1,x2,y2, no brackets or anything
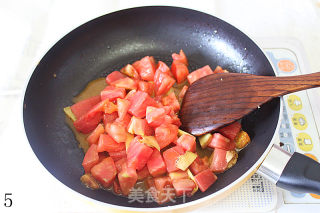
190,157,209,175
161,92,180,112
115,113,132,128
111,77,138,90
172,49,188,66
171,61,189,84
138,81,154,96
176,134,196,152
125,89,137,101
97,134,125,152
114,157,127,173
91,157,117,188
146,106,171,127
105,122,127,143
103,99,118,114
73,99,108,133
127,116,153,136
128,91,158,118
218,121,241,141
154,176,172,191
70,95,101,119
106,71,126,85
147,150,167,177
113,179,122,194
87,123,105,145
103,111,118,126
156,61,173,76
194,169,217,192
187,65,213,84
213,65,229,74
98,152,107,162
209,148,228,173
109,150,126,161
162,146,185,173
155,123,179,149
118,163,138,196
101,85,126,101
172,178,195,196
208,133,235,151
121,64,140,79
137,166,150,180
82,144,99,173
151,176,175,204
133,56,156,81
178,85,188,101
154,69,176,96
127,136,154,170
116,98,130,120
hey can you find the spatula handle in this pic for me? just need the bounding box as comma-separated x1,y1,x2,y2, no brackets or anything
256,72,320,97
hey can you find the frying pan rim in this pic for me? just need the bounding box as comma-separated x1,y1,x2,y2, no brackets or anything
21,5,282,211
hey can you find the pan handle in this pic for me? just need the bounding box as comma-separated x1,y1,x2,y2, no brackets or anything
257,144,320,194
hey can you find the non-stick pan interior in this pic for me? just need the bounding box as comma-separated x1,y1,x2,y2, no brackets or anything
23,6,280,208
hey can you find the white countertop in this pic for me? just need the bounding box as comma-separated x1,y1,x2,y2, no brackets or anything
1,0,320,212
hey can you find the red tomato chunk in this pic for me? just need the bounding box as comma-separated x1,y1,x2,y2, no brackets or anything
194,169,217,192
91,157,117,188
187,65,213,84
127,136,154,170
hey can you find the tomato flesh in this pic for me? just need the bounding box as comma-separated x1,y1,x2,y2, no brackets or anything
101,86,126,101
128,91,158,118
208,133,235,151
71,95,101,119
127,136,154,170
190,157,209,175
91,157,117,188
97,134,125,152
187,65,213,84
111,77,138,90
162,146,185,173
161,92,180,112
103,111,118,126
105,71,126,85
176,134,196,152
172,49,188,66
82,144,99,173
147,150,167,177
109,150,127,161
209,148,228,173
117,98,130,121
155,123,178,149
218,121,241,141
105,122,127,143
133,56,156,81
118,163,138,195
194,169,217,192
172,178,195,196
87,123,105,145
171,61,189,84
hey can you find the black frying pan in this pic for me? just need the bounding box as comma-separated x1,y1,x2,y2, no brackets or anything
23,6,319,210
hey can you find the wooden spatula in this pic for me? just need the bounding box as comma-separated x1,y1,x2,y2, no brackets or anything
179,72,320,135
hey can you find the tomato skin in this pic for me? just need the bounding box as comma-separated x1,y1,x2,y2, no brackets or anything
156,61,173,76
82,144,99,173
138,81,154,96
71,95,101,119
161,92,180,112
105,122,127,143
121,64,140,79
176,134,196,152
190,157,209,175
103,111,118,126
209,148,228,173
117,98,130,121
172,49,188,66
172,178,195,197
91,157,117,188
194,169,217,192
162,146,185,173
87,123,105,145
218,121,241,141
208,133,235,151
106,71,126,85
118,163,138,196
111,77,138,90
133,56,156,81
187,65,213,84
155,123,178,149
128,91,158,118
127,136,154,170
171,61,189,84
147,150,167,177
101,86,126,101
97,134,125,152
109,150,127,161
